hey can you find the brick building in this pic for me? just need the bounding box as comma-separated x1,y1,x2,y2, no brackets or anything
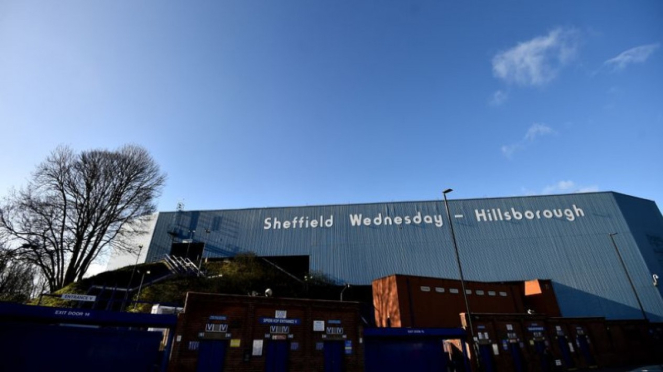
168,293,364,372
371,274,663,371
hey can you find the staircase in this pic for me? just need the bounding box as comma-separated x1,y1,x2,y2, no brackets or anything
162,255,204,277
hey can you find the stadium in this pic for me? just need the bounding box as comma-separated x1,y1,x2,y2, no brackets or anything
116,191,663,322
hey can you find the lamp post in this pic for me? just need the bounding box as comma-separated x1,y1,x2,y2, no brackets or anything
186,230,195,260
128,244,143,288
443,189,478,366
199,228,210,268
124,244,143,310
134,269,151,310
608,233,648,321
340,283,351,301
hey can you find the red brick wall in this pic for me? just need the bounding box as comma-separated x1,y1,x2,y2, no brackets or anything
376,275,529,328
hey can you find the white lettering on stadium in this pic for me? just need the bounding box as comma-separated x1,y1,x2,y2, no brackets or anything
264,216,334,230
263,205,586,230
475,205,584,222
348,212,443,228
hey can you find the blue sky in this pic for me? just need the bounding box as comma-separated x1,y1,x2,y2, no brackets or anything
1,1,662,212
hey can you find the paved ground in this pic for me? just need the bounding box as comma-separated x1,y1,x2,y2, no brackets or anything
590,365,663,372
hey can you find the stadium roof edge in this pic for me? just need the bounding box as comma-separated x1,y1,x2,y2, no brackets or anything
158,191,650,214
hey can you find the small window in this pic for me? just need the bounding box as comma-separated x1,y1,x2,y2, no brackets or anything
466,289,472,295
499,291,508,297
435,287,445,293
488,291,496,296
450,288,459,294
420,286,431,292
476,290,485,296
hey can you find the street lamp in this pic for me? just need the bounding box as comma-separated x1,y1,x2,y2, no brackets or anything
608,233,648,321
128,244,143,288
199,228,211,268
124,244,143,310
134,269,151,310
340,283,351,301
443,189,478,364
185,230,195,260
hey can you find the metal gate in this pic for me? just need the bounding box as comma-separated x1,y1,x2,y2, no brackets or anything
197,340,228,372
265,341,289,372
0,322,163,372
364,328,467,372
0,303,177,372
324,341,344,372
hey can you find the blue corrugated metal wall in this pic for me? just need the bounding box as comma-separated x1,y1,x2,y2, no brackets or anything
146,192,663,321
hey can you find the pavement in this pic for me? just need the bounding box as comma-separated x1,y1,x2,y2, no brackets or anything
591,365,663,372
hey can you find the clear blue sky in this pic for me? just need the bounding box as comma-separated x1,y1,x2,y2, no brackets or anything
1,1,662,212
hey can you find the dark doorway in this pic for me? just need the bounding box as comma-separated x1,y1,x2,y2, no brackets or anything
324,341,345,372
365,339,448,372
479,343,497,372
558,336,575,369
265,341,289,372
508,342,526,372
170,242,205,261
197,340,228,372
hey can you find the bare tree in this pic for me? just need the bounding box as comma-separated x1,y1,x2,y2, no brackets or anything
0,145,166,292
0,249,42,303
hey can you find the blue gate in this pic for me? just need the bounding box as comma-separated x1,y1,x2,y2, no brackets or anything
324,341,344,372
0,321,163,372
197,340,228,372
0,303,177,372
364,328,467,372
265,341,289,372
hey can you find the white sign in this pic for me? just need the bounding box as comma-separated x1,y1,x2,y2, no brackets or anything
275,310,287,319
313,320,325,332
205,324,228,333
252,340,263,356
270,326,290,334
61,294,96,302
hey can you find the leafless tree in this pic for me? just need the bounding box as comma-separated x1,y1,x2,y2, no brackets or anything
0,145,166,292
0,248,42,302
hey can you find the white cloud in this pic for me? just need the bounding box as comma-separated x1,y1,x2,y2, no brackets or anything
501,144,517,159
501,123,555,158
542,181,599,194
525,123,554,141
492,27,580,86
489,90,508,106
604,43,660,72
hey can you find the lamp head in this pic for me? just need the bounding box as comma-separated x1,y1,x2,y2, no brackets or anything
443,188,453,194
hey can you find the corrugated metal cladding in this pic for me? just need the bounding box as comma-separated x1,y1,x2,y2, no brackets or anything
146,192,663,321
